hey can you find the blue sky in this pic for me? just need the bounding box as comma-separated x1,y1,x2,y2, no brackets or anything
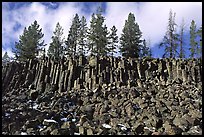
2,2,202,58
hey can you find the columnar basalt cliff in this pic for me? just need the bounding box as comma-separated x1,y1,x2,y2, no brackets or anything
2,56,202,93
2,56,202,135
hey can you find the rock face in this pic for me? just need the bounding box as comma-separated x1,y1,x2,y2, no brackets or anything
2,56,202,93
2,56,202,135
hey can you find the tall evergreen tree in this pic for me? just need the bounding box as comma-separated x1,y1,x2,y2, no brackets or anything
13,20,45,61
197,25,202,58
178,18,186,58
87,13,97,55
65,14,81,56
189,20,197,58
140,39,152,57
120,13,142,58
88,7,109,56
159,9,179,58
2,52,10,66
78,16,88,56
47,22,64,60
107,25,118,57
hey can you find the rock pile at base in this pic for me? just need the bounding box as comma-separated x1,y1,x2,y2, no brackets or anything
2,56,202,135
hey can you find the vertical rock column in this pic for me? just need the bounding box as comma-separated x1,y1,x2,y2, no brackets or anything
136,60,142,79
49,60,54,84
127,58,133,81
77,55,86,89
59,70,65,92
2,63,17,91
34,61,41,88
98,63,103,86
196,59,202,82
67,58,74,91
54,64,60,85
37,60,46,93
58,63,65,92
177,59,183,80
166,59,173,81
63,58,70,91
92,56,99,89
191,59,200,84
44,59,51,84
118,59,125,84
172,59,178,79
51,63,57,85
181,60,187,83
187,60,193,82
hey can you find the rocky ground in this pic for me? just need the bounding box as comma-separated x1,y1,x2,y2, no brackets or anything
2,78,202,135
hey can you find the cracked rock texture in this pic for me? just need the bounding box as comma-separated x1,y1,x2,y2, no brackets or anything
2,56,202,135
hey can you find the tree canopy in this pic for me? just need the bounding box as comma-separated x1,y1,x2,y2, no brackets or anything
12,20,45,62
47,22,64,60
159,9,179,58
11,9,202,61
119,13,143,58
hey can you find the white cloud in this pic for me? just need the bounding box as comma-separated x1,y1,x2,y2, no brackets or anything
105,2,202,48
2,2,93,57
2,2,202,58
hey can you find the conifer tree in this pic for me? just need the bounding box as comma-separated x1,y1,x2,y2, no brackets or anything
159,9,179,58
197,25,202,58
140,39,152,57
88,7,109,56
178,18,186,58
189,20,197,58
107,25,118,57
65,14,80,56
47,22,64,60
13,20,45,61
78,16,88,56
120,13,142,58
87,13,97,55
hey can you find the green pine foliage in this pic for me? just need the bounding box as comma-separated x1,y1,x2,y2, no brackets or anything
159,9,179,58
11,9,201,60
189,20,197,58
107,25,118,57
196,25,202,58
87,13,97,55
65,14,81,57
78,16,88,56
140,39,152,57
178,18,186,58
87,7,109,56
12,20,45,62
119,13,142,58
47,22,64,60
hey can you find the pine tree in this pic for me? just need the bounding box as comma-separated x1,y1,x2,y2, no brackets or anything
87,7,109,56
12,20,45,61
65,14,81,57
2,52,10,66
78,16,88,56
197,25,202,58
87,13,97,55
159,9,179,58
120,13,142,58
47,22,64,60
140,39,152,57
99,24,109,56
107,25,118,57
189,20,198,58
178,18,186,58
